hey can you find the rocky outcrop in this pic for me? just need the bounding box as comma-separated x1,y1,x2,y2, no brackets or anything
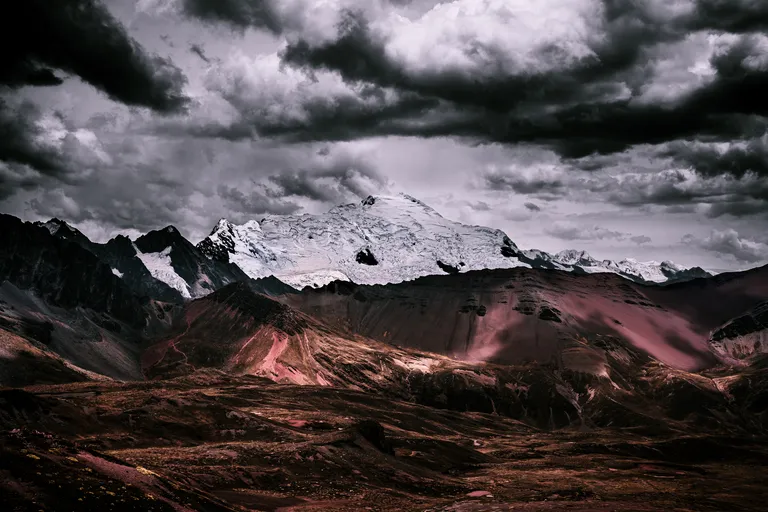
0,215,149,327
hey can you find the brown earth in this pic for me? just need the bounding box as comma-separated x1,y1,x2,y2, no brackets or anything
284,267,768,371
2,268,768,510
2,373,768,512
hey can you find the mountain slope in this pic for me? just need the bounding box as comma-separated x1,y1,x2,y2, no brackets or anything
709,301,768,361
40,218,255,302
281,266,768,372
141,281,459,389
197,194,529,288
0,215,150,327
133,225,250,299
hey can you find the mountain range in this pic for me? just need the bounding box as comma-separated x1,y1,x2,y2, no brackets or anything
15,194,712,304
1,195,767,511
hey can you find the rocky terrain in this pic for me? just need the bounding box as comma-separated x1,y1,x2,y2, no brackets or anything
2,372,767,512
1,197,767,510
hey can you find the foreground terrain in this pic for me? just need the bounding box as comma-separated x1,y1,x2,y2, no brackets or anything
2,372,767,512
2,210,768,510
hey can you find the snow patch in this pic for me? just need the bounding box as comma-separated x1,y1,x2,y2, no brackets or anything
134,244,191,299
111,268,124,278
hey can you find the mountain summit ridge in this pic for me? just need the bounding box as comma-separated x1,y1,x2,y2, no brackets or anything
24,194,710,294
197,194,710,288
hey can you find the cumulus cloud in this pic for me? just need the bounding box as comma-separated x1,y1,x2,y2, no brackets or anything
266,150,389,202
664,135,768,178
167,51,436,142
12,120,388,240
482,164,568,198
479,155,768,218
683,229,768,263
0,100,112,197
546,221,631,242
201,1,766,156
152,0,768,181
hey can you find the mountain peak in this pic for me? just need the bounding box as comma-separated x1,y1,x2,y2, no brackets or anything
212,218,234,234
37,218,76,236
356,193,443,218
554,249,597,266
135,225,191,254
197,193,522,287
35,218,93,247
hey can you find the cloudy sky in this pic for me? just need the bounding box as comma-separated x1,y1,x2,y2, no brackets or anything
1,0,768,272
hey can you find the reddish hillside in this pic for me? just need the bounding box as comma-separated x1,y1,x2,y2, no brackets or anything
141,282,469,390
282,267,768,372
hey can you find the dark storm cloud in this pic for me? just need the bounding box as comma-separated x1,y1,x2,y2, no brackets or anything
479,161,768,219
500,32,768,158
179,0,768,161
278,9,607,115
0,0,190,198
683,229,768,263
217,185,302,216
0,101,68,179
181,0,283,34
0,101,112,198
254,91,440,143
169,53,441,143
664,136,768,178
690,0,768,33
602,168,768,219
0,0,188,112
483,169,566,196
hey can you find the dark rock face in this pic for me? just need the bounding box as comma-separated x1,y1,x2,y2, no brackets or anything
353,420,394,455
436,260,460,274
712,301,768,342
539,305,562,322
134,226,250,298
44,223,183,303
99,235,183,303
197,222,236,263
356,248,378,266
500,236,519,259
661,265,713,284
206,282,307,335
0,215,148,327
500,245,516,257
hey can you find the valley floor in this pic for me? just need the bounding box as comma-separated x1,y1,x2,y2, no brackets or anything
2,371,767,512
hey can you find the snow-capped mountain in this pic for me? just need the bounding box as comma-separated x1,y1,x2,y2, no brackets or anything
38,218,251,301
519,249,711,284
198,194,529,288
29,195,710,297
132,225,250,299
198,194,711,288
